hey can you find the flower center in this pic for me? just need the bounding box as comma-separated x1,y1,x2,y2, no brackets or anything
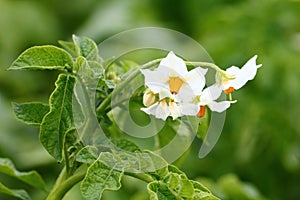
169,77,183,94
224,86,235,94
197,105,206,118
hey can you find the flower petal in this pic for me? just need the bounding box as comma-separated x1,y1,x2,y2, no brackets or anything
141,101,170,121
140,68,170,93
176,83,197,102
201,84,223,102
159,51,188,76
155,101,170,120
141,102,159,116
207,101,231,113
185,67,208,95
180,102,199,116
227,55,261,90
169,102,182,120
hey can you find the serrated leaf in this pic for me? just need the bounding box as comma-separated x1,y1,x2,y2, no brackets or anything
0,158,46,191
147,182,177,200
9,45,73,71
12,102,49,126
76,146,99,164
81,159,123,200
0,183,30,200
73,35,99,61
40,74,76,161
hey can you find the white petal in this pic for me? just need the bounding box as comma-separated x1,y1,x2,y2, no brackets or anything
207,101,231,113
159,89,172,100
185,67,207,95
159,51,188,76
224,66,241,90
229,55,261,90
201,84,223,102
169,102,182,120
155,101,170,120
141,102,159,116
140,68,169,93
176,83,197,102
180,102,199,116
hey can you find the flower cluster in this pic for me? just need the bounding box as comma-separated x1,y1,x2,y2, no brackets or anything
140,52,261,121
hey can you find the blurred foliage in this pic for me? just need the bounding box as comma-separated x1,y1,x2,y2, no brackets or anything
0,0,300,199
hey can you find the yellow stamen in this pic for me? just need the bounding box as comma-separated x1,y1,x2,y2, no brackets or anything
169,77,183,94
197,105,206,118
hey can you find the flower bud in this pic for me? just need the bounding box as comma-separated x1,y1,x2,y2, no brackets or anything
143,89,156,107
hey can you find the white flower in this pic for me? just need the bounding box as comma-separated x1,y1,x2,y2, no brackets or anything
140,51,208,120
140,51,207,102
217,55,262,94
181,84,235,117
141,99,182,120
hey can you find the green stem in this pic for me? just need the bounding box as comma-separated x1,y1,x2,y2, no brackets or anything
185,61,221,72
185,61,235,79
46,168,86,200
96,58,162,114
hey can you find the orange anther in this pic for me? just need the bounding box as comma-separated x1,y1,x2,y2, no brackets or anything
197,105,206,118
224,86,235,94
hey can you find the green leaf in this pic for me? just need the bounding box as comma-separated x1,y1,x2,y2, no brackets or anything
40,74,76,161
12,102,49,126
178,178,194,198
191,180,211,194
73,35,99,61
111,138,141,153
9,45,73,71
64,128,83,173
192,191,220,200
81,159,123,200
76,146,99,164
147,181,177,200
58,40,77,56
0,158,46,191
0,183,30,200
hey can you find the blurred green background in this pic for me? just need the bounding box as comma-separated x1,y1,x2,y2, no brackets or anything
1,0,300,199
